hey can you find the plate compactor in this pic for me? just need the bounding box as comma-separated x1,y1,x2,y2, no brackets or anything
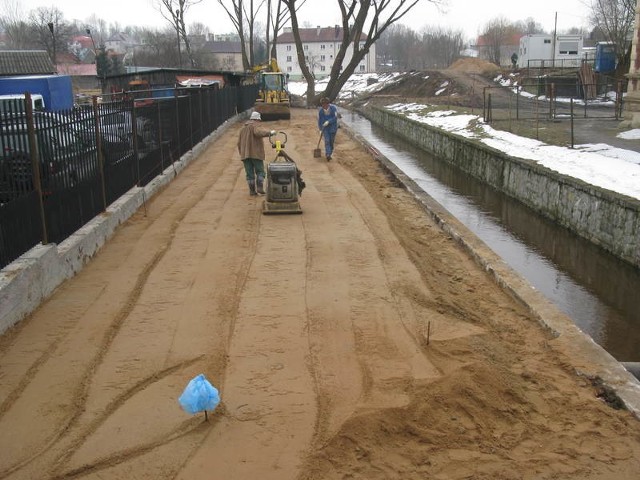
262,131,306,215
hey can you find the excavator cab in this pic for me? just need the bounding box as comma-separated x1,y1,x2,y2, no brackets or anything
261,72,285,91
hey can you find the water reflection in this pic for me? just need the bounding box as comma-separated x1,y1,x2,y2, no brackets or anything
344,111,640,361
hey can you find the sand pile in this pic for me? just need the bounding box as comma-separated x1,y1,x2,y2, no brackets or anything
447,57,501,76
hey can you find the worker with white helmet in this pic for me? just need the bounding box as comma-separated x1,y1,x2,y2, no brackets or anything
237,111,275,196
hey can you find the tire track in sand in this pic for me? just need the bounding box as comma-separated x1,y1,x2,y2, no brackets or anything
0,131,246,479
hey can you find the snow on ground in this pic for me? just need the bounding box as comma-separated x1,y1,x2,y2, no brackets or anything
386,102,640,200
288,72,404,100
494,73,618,105
289,72,640,201
618,129,640,140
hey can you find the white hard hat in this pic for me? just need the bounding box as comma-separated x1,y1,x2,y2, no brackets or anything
250,111,261,120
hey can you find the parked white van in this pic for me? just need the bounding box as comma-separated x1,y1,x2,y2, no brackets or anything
0,94,45,114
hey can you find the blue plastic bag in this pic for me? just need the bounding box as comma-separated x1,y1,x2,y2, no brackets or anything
178,374,220,415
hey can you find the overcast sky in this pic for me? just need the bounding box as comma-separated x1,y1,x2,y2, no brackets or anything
13,0,592,41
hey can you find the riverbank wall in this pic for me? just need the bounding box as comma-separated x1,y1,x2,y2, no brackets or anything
356,105,640,270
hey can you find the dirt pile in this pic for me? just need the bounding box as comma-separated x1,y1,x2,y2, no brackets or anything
447,57,502,76
347,59,503,109
377,71,460,97
347,70,472,108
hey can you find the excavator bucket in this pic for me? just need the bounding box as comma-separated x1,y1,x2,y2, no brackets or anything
255,102,291,121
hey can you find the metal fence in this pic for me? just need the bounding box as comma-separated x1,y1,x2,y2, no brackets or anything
0,84,258,269
478,77,624,148
482,78,624,122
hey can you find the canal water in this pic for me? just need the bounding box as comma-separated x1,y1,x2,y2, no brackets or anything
344,111,640,362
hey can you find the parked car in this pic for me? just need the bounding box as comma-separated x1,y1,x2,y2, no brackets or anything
0,94,46,114
0,112,97,201
71,106,158,159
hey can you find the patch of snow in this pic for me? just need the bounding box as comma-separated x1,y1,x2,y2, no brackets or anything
384,103,640,200
618,129,640,140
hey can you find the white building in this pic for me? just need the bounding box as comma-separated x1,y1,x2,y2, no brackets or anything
275,26,376,80
518,34,584,69
104,32,137,56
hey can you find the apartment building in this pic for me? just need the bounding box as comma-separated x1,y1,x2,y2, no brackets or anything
275,25,376,79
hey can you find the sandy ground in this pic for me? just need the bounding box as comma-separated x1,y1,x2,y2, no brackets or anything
1,108,639,480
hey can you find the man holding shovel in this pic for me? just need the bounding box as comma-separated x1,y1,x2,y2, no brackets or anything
317,97,339,161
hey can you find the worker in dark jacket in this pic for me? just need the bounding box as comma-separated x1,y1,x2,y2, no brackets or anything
237,111,275,195
317,97,339,161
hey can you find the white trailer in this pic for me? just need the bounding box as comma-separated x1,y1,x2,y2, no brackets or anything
518,34,583,69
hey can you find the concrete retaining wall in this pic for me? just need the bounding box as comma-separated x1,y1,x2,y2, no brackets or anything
358,105,640,269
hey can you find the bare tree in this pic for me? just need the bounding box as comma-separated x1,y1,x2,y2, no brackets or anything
517,17,546,35
377,23,463,70
380,24,415,70
589,0,635,75
189,21,210,37
0,0,31,48
85,15,109,46
421,26,464,69
217,0,250,70
265,0,294,60
283,0,444,105
245,0,268,67
155,0,202,67
217,0,274,70
212,0,299,70
135,27,182,67
29,7,73,65
479,16,520,66
252,23,269,64
0,19,34,50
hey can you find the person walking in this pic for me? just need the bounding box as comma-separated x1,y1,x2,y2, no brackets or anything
237,111,275,196
317,97,339,161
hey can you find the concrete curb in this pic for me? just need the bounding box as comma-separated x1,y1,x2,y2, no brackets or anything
0,115,242,335
343,124,640,420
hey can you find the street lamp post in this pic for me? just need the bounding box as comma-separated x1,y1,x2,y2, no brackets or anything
47,22,56,70
87,28,106,89
86,28,97,57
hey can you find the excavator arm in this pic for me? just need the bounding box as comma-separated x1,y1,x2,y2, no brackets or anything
252,58,280,73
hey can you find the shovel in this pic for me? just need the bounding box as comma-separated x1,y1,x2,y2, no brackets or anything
313,128,324,158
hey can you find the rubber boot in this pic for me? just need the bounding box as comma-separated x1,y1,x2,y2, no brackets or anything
248,180,257,196
256,176,265,195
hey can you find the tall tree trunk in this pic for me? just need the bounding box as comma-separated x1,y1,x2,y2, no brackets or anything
283,0,315,104
284,0,436,105
217,0,251,70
